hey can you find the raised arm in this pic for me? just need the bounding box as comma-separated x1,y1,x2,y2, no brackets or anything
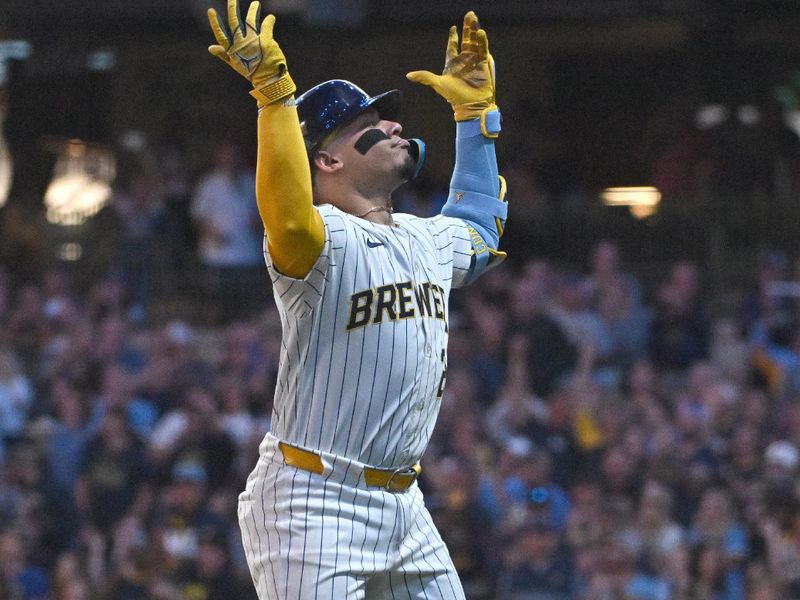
407,11,507,285
208,0,324,278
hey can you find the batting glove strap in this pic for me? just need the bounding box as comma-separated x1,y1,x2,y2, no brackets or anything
480,106,501,137
456,107,502,138
250,72,297,105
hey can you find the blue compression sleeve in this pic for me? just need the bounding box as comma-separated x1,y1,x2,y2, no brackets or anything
441,110,507,282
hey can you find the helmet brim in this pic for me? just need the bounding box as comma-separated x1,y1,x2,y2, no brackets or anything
362,89,402,124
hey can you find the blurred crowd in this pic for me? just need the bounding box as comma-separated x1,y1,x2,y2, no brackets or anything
4,231,800,599
1,103,800,600
423,245,800,600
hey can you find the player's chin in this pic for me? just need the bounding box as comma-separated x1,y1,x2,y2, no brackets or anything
397,153,417,182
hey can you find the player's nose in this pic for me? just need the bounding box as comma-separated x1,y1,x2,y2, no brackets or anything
383,120,402,138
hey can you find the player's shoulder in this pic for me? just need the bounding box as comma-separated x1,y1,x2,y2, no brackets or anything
314,204,356,234
315,203,346,221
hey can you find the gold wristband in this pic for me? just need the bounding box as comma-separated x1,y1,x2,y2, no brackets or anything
453,100,490,122
250,72,297,105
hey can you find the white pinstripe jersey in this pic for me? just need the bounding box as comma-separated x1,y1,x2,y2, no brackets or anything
264,203,474,469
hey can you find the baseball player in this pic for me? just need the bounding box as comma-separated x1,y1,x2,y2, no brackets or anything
207,1,508,597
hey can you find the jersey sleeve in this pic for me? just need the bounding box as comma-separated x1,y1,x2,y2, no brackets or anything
422,215,475,289
263,204,347,317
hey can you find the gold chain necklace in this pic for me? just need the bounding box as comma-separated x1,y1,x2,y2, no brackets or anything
357,205,394,219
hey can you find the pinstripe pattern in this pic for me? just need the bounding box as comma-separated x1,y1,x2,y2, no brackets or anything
264,204,472,468
239,435,465,599
241,204,473,599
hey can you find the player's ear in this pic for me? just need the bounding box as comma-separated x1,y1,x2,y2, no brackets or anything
313,150,342,174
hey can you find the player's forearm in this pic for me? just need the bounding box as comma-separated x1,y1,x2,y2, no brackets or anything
256,101,325,278
441,113,508,283
451,118,500,200
444,114,506,244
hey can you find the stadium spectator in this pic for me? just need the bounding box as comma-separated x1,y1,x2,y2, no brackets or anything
510,260,577,397
650,261,710,370
628,480,686,582
111,165,165,321
582,538,670,600
190,141,264,324
686,488,748,599
587,240,642,309
45,375,93,525
74,407,151,532
0,529,50,600
0,347,33,450
496,517,574,600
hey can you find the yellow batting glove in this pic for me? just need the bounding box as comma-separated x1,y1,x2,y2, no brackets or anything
406,11,496,121
207,0,296,105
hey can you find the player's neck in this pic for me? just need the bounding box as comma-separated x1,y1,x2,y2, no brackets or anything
318,178,396,225
340,190,395,225
349,190,395,224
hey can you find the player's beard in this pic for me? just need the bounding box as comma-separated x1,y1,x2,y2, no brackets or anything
398,149,417,182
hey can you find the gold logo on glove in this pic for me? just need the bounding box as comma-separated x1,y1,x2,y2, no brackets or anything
235,51,259,73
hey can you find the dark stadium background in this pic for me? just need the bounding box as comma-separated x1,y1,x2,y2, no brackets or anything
2,1,800,598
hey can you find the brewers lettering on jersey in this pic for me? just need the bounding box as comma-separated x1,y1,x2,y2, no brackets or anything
207,2,508,597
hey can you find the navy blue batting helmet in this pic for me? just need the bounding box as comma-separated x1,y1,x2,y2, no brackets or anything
296,79,402,152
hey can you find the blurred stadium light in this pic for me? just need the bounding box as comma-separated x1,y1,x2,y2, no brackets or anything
695,104,730,130
86,50,116,72
601,186,662,219
43,139,115,227
0,107,10,209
